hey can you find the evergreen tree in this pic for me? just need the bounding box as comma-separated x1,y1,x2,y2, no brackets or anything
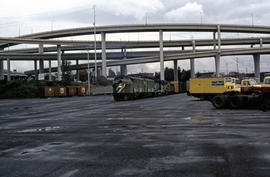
61,60,72,85
108,68,116,77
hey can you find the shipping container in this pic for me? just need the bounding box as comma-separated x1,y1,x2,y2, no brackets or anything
41,87,55,97
54,87,67,97
77,86,86,96
171,81,180,93
67,86,77,97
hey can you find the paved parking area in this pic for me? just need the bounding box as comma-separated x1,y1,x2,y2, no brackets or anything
0,94,270,177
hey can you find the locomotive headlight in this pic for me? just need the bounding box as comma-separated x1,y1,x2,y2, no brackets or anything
117,83,125,88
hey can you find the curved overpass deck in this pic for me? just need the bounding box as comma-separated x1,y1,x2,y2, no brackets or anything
1,24,270,48
24,47,270,75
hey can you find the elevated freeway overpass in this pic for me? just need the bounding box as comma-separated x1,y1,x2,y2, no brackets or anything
1,23,270,82
0,36,269,53
24,47,270,76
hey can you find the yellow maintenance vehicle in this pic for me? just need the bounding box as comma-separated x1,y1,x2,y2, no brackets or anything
188,77,240,100
210,76,270,110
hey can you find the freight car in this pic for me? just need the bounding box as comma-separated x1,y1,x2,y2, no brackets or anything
113,76,174,101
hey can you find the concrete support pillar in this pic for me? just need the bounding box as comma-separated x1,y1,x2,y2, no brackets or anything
120,65,127,76
120,48,128,76
97,67,101,77
101,32,107,77
190,60,195,78
215,25,221,78
215,54,221,77
217,25,221,52
190,40,196,78
76,59,79,81
260,38,263,47
34,60,38,80
7,58,10,81
173,60,178,81
61,51,65,67
57,45,62,81
213,32,216,50
159,30,164,81
48,60,52,81
39,44,44,74
253,54,261,83
0,60,4,80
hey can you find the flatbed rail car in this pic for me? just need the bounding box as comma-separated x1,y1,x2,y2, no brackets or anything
112,76,174,101
188,77,240,100
211,76,270,110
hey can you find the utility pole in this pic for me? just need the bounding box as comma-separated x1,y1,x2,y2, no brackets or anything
145,13,148,25
93,5,97,81
87,51,91,96
51,18,54,31
200,11,203,24
19,24,21,37
226,63,228,75
236,57,239,73
251,13,254,26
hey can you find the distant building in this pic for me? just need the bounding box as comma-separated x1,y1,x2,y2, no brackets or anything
129,73,154,78
197,72,215,78
3,70,27,80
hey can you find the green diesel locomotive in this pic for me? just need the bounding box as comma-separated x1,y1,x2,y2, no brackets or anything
113,76,174,101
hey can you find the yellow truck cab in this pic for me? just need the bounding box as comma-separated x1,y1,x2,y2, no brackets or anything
241,79,257,87
241,78,257,94
188,77,240,99
243,77,270,90
263,76,270,86
232,78,241,92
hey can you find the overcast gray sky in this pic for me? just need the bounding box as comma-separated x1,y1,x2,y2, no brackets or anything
1,0,270,74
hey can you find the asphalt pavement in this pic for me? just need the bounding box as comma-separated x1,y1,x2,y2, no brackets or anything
0,94,270,177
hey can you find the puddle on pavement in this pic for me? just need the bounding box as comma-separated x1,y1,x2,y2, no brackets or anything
20,148,47,155
185,117,209,120
49,142,64,146
18,126,60,133
191,117,209,120
59,169,79,177
20,142,66,156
